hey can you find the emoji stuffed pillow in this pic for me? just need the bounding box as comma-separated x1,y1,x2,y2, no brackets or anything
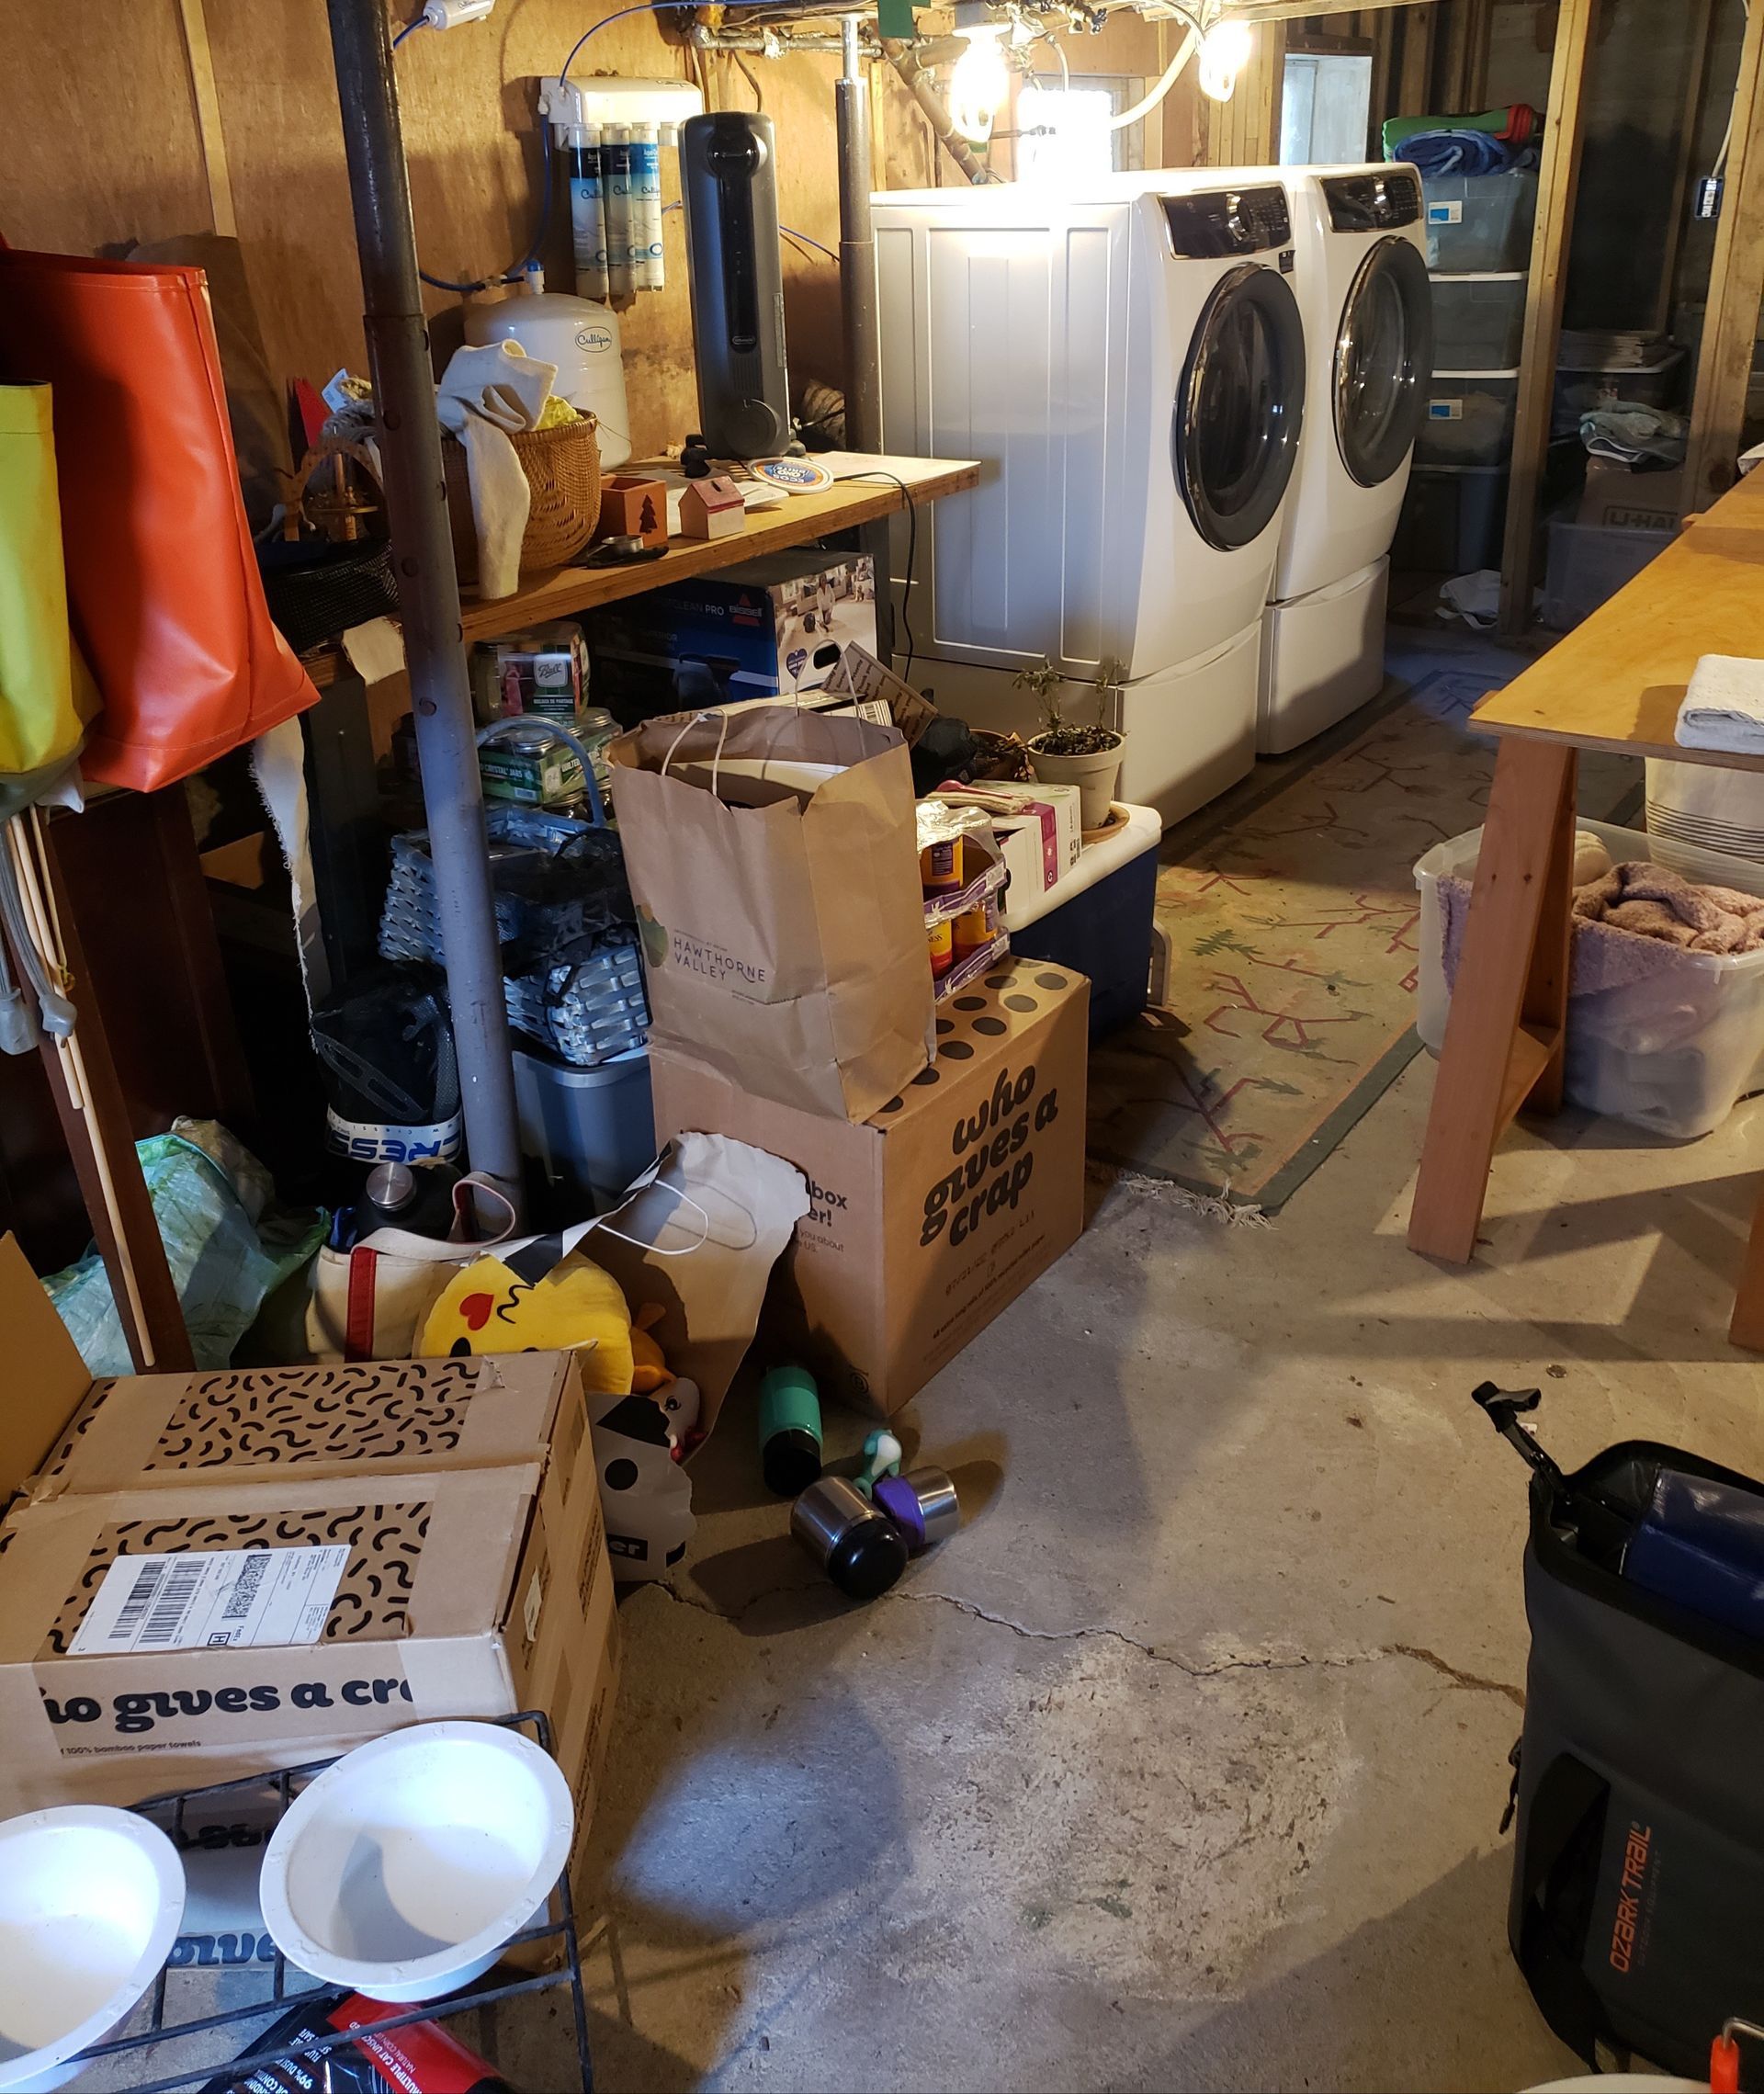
416,1240,635,1397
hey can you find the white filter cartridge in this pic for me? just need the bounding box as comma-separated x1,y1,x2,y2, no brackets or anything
631,122,663,290
565,122,610,301
603,123,634,300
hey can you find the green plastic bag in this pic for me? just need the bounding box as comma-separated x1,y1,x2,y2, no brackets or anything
44,1129,326,1375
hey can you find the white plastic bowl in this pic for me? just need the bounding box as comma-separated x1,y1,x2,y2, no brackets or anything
0,1805,186,2093
259,1722,575,2003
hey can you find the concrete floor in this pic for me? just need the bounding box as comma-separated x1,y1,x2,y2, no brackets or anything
507,679,1764,2093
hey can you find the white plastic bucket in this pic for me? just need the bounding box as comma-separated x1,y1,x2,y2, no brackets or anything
259,1722,574,2004
0,1806,186,2093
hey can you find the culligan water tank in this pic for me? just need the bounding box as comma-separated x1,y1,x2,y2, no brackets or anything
465,269,633,467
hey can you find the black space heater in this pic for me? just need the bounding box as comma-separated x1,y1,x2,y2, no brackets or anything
679,111,792,458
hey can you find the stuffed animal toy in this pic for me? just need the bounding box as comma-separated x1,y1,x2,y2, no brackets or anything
629,1302,701,1458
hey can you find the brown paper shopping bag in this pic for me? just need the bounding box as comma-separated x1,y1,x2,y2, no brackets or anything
609,706,933,1120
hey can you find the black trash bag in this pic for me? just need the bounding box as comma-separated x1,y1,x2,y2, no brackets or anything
1478,1383,1764,2077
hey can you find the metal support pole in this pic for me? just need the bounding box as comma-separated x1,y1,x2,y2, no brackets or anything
837,17,894,657
322,0,524,1217
838,17,882,456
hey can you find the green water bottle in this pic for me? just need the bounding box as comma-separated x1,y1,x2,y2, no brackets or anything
759,1364,823,1497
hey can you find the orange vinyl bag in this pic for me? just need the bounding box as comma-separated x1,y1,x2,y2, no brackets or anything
0,251,318,789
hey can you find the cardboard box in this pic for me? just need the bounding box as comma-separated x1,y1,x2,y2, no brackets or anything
0,1237,617,1818
650,963,1089,1416
1576,458,1687,533
587,550,876,715
933,783,1084,901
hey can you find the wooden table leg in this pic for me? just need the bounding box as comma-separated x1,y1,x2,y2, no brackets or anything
1730,1184,1764,1349
1408,736,1578,1263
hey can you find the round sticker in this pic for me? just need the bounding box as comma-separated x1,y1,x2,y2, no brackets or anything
751,456,836,495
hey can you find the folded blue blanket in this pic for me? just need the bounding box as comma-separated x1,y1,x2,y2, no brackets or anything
1400,128,1521,177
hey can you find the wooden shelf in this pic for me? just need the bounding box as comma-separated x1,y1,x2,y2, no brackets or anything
305,453,978,685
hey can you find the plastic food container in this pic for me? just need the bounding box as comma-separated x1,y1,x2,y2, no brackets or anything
1394,464,1508,573
1416,817,1764,1140
1422,170,1538,271
1540,518,1675,630
1413,371,1520,467
1430,273,1527,370
0,1806,186,2093
260,1722,575,2005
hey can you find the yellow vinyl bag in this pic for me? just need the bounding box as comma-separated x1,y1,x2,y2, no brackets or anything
0,383,97,804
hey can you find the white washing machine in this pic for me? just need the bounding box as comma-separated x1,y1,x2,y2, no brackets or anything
1261,162,1432,754
875,170,1307,824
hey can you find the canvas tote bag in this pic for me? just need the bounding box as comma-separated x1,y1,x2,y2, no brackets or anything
609,706,933,1120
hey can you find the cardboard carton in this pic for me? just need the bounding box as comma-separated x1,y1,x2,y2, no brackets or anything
933,783,1084,908
586,550,876,714
0,1236,616,1821
1576,458,1687,533
650,962,1089,1415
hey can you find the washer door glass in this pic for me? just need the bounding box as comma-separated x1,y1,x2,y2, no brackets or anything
1175,263,1306,553
1334,235,1433,488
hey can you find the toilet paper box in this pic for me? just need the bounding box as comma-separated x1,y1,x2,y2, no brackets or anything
0,1236,617,1824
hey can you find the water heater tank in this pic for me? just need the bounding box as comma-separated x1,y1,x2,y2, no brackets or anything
464,282,633,467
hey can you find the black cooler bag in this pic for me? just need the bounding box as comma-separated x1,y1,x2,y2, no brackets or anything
1508,1421,1764,2076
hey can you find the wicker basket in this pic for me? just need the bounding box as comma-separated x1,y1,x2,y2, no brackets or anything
443,413,603,583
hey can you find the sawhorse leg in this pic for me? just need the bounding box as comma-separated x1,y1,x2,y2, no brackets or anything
1408,736,1577,1263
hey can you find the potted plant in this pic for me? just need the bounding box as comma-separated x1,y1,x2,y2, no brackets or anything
1017,659,1125,830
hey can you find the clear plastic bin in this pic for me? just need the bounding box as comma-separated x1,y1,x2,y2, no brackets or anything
1413,371,1519,467
1552,349,1686,435
1415,817,1764,1140
512,1044,655,1214
1430,273,1527,369
1540,517,1674,629
1422,171,1538,271
1394,464,1507,573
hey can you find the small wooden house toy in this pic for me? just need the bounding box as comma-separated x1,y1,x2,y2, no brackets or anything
680,474,746,541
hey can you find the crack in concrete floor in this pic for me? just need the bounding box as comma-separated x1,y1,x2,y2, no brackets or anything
642,1578,1526,1703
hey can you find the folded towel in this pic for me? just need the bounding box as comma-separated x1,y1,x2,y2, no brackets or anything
1573,859,1764,954
435,342,559,601
1676,653,1764,756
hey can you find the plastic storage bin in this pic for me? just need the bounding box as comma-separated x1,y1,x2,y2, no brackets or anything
1394,464,1507,572
1007,803,1162,1036
1540,517,1674,629
512,1044,655,1214
1552,349,1686,435
1415,817,1764,1139
1422,170,1538,271
1414,371,1519,467
1430,273,1527,370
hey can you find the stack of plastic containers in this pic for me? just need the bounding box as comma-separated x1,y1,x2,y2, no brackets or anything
1396,169,1537,573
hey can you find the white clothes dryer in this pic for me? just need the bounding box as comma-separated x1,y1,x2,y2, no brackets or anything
1261,162,1432,753
875,169,1308,823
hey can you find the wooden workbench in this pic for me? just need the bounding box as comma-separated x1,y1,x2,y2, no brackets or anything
310,452,978,680
1408,467,1764,1343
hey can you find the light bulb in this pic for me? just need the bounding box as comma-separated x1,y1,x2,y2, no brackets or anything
950,25,1010,144
1198,16,1253,102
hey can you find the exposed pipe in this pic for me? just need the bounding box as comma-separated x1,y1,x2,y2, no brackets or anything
322,0,525,1221
882,39,1003,184
1106,21,1196,126
838,17,883,455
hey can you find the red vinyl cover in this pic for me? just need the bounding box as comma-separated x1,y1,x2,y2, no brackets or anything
0,250,318,789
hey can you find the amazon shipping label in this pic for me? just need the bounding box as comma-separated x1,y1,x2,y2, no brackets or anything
69,1545,349,1657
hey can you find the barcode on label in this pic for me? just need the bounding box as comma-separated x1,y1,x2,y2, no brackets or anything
107,1561,168,1643
139,1558,206,1647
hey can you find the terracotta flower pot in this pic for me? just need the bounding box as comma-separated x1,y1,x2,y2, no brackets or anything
1027,732,1125,829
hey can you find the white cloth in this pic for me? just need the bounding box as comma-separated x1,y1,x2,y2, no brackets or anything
1675,653,1764,755
435,341,558,600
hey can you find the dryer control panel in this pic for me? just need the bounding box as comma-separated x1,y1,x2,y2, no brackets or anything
1321,170,1422,232
1159,185,1292,258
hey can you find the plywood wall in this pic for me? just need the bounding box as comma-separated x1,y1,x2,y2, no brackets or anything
1,0,851,457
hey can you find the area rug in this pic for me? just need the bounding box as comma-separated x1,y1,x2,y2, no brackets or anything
1087,665,1634,1209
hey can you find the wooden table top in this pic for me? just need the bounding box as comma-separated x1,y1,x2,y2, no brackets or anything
306,452,978,685
1470,466,1764,771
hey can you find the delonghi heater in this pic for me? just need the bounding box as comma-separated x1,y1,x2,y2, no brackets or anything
679,111,791,458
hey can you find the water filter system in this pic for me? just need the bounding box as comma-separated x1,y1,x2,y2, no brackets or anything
537,76,702,303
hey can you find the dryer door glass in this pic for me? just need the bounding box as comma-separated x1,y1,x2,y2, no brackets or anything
1175,263,1306,552
1334,235,1433,488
